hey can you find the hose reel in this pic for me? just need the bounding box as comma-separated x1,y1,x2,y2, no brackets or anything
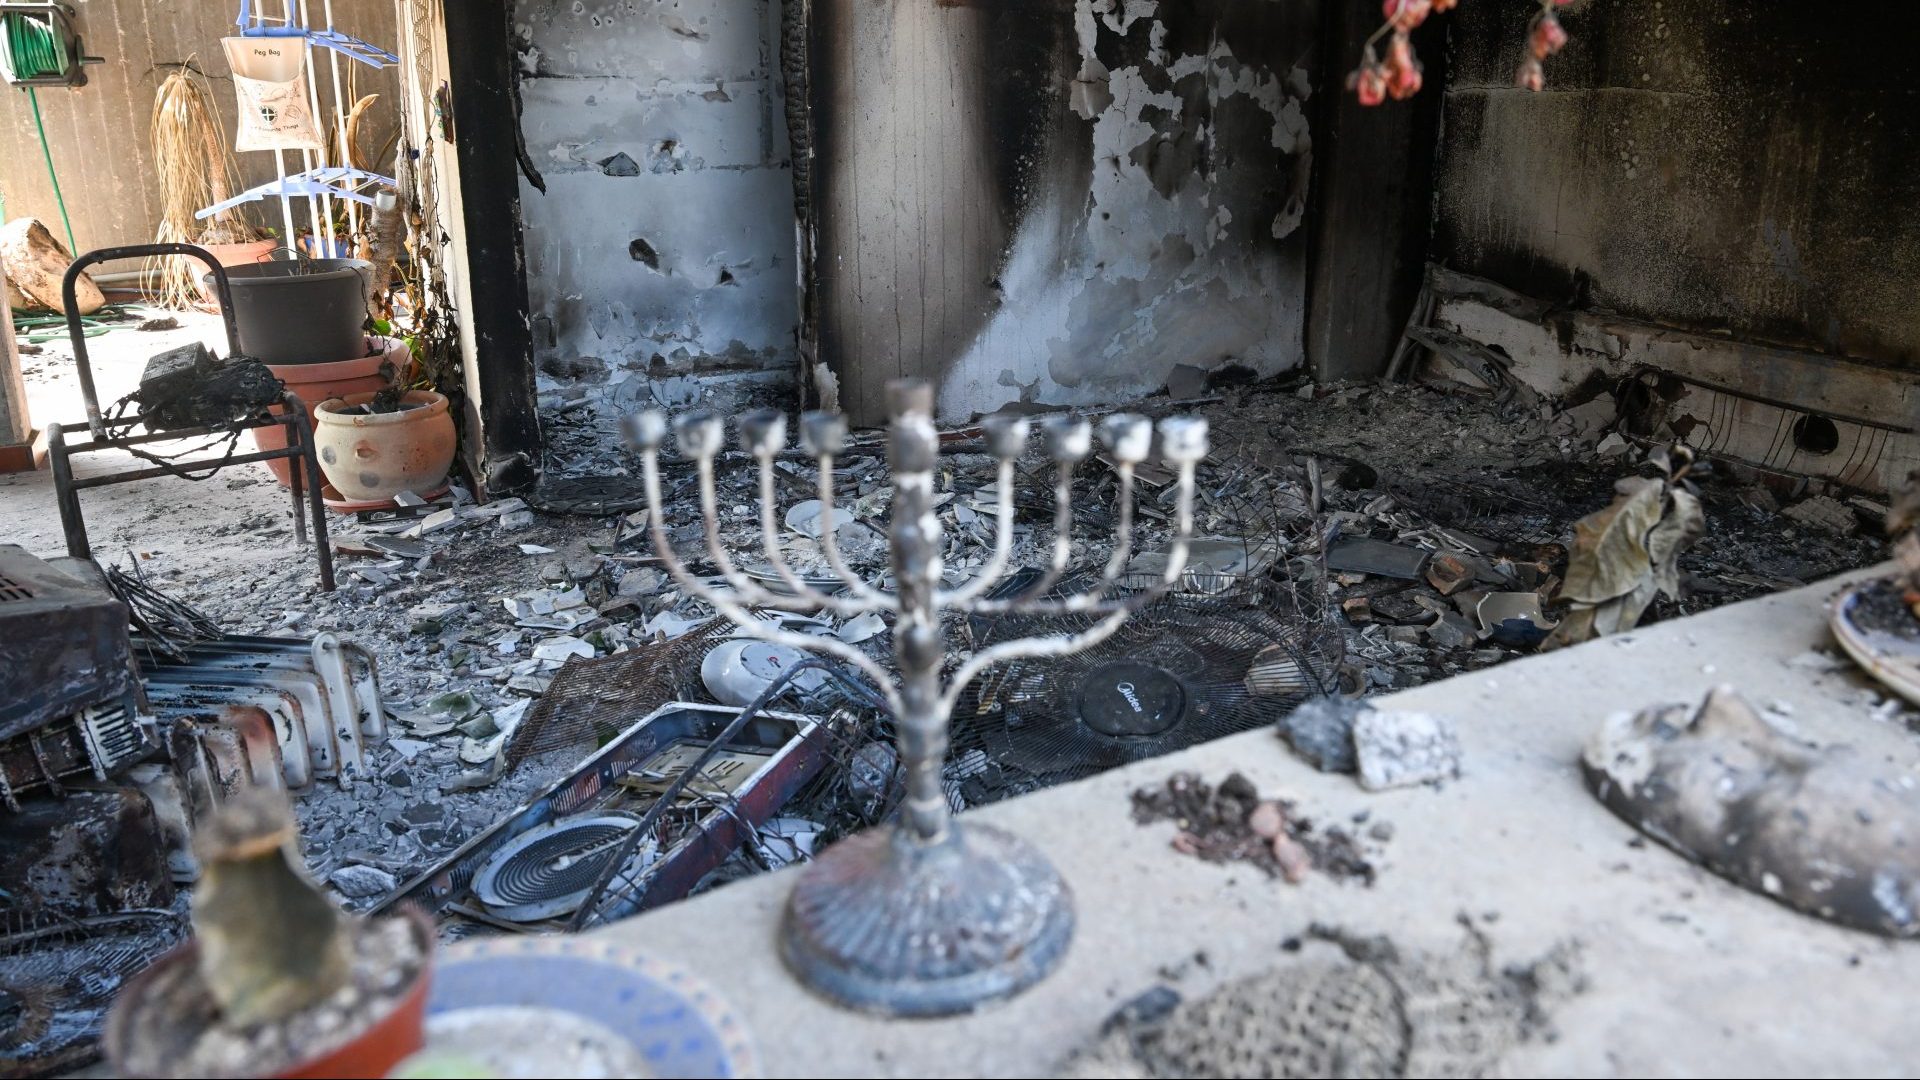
0,3,101,88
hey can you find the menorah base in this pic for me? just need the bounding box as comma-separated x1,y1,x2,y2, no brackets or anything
780,819,1075,1017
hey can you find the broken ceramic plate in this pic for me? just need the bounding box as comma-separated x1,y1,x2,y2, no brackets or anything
518,607,596,632
740,563,845,595
835,611,887,644
1475,592,1557,647
531,636,594,662
643,611,713,640
752,816,824,869
700,639,828,706
784,499,855,539
1830,577,1920,708
420,690,481,720
967,483,1011,515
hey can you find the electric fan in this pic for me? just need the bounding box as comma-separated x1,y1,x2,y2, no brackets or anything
951,582,1342,794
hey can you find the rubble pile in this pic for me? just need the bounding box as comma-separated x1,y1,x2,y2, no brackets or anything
90,377,1883,908
1131,771,1385,886
1203,380,1882,691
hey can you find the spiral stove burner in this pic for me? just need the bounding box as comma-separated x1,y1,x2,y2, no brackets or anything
472,814,643,922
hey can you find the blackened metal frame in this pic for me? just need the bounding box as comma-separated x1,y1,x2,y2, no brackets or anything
43,244,334,591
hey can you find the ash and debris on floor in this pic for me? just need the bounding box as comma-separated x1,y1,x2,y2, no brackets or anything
1,329,1890,911
1059,921,1585,1079
1211,379,1882,692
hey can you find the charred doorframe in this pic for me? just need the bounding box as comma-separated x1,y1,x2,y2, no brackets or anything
441,0,541,493
1303,6,1447,383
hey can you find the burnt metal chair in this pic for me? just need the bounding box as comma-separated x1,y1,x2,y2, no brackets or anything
43,243,335,591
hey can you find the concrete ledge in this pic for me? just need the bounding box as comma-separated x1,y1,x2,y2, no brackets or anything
601,566,1920,1077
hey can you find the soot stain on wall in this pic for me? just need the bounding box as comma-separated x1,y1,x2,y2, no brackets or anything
1434,0,1920,369
514,0,799,452
810,0,1318,423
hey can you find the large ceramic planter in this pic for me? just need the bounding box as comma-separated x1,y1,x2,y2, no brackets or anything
208,258,372,365
253,336,406,487
102,908,435,1079
313,390,457,504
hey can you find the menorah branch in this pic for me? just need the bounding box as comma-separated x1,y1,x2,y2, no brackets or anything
690,453,813,612
638,449,905,717
755,454,886,617
957,454,1079,615
939,457,1199,714
936,456,1018,606
813,452,898,611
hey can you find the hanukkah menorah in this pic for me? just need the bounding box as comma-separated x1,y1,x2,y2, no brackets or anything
626,379,1207,1017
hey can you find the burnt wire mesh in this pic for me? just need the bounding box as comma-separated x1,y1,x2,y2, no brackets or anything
504,618,734,766
0,909,186,1076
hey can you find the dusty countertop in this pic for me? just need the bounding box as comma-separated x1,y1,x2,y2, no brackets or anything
600,564,1920,1078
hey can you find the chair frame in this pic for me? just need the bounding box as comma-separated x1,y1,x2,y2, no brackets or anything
43,243,334,592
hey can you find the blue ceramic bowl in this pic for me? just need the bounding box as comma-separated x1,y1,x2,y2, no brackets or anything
426,936,759,1078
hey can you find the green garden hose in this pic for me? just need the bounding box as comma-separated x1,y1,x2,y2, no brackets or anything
11,303,132,342
1,11,69,80
1,11,80,254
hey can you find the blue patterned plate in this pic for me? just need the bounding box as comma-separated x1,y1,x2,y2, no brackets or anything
425,936,760,1078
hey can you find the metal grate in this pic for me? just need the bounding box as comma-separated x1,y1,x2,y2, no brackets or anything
0,573,32,603
0,909,186,1075
505,618,733,766
952,579,1343,797
80,701,150,773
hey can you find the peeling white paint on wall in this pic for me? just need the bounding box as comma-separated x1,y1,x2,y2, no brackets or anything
936,0,1313,420
515,0,797,433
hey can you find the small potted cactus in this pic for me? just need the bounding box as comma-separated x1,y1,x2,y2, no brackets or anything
104,791,434,1079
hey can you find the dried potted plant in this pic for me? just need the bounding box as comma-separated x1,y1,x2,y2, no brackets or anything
103,791,434,1079
149,66,273,309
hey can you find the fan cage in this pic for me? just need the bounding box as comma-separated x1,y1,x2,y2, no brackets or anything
951,578,1342,803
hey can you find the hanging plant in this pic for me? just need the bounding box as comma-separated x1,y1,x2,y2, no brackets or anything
1346,0,1576,107
149,65,267,309
1516,1,1573,91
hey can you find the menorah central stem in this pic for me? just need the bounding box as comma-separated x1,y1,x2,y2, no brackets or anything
888,381,952,843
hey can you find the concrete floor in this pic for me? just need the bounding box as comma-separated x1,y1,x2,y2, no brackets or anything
602,565,1920,1078
2,311,315,583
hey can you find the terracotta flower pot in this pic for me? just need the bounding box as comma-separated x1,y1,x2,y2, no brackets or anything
193,239,281,305
313,390,458,504
253,336,407,487
102,908,435,1080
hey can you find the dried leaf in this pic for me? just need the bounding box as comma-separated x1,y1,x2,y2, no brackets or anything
1559,477,1665,604
1647,487,1705,599
1539,604,1598,652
